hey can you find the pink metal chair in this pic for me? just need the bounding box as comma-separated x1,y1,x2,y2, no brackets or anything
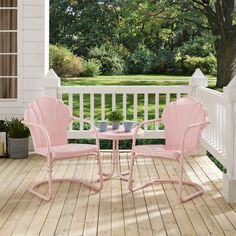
128,97,209,202
23,96,103,201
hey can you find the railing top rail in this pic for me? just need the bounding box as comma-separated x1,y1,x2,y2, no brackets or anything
59,85,190,94
196,86,225,104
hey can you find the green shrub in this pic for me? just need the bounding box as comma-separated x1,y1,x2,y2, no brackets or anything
82,59,101,77
49,44,84,77
107,110,124,122
152,49,177,74
183,54,216,75
178,34,215,58
6,118,30,138
88,44,125,75
126,44,155,74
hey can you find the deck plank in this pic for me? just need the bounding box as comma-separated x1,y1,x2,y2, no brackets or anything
0,153,236,236
97,152,112,236
121,153,139,236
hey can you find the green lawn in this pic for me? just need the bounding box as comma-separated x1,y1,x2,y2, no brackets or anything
63,74,226,171
62,74,216,87
61,74,217,122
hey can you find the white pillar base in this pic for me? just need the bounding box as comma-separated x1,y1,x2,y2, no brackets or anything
223,174,236,203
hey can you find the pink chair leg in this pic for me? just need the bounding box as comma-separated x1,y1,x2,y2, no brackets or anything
29,152,103,201
129,154,204,203
96,152,103,191
128,152,135,191
178,157,184,201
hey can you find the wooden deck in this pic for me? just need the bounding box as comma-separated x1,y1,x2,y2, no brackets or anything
0,152,236,236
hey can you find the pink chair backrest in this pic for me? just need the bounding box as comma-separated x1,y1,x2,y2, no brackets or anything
162,97,208,155
24,96,72,149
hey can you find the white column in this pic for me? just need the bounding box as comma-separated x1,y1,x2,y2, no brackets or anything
223,76,236,203
43,69,60,97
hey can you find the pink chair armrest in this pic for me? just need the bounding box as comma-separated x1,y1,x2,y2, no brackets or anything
22,120,51,154
132,118,162,150
181,120,210,156
72,116,100,147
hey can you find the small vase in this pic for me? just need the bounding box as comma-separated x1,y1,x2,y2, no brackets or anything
112,121,120,129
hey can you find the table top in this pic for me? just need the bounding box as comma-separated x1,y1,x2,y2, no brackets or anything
95,126,144,140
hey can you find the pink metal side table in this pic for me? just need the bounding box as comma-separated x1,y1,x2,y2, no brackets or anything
96,126,144,181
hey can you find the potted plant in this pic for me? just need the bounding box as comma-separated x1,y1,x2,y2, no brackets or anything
107,110,124,129
6,117,30,159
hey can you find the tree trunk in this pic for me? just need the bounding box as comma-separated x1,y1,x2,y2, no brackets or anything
216,36,236,88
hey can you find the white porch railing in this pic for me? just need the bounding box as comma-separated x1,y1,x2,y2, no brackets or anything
57,85,190,139
196,87,227,166
44,68,236,203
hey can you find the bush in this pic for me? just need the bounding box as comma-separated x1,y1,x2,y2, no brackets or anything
88,44,125,75
178,34,215,58
82,59,101,77
49,44,84,77
183,54,216,75
6,117,30,138
151,49,177,74
126,44,155,74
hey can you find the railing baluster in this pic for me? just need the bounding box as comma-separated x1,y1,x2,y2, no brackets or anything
69,94,73,130
90,93,94,123
144,93,148,130
155,93,159,130
80,93,84,131
58,93,62,100
222,106,226,153
177,93,181,100
101,93,105,120
133,94,138,123
123,93,127,120
166,93,170,105
112,93,116,111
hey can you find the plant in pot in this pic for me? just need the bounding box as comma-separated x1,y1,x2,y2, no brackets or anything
107,110,124,129
6,117,30,159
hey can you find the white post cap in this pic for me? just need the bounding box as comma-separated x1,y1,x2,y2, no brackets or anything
189,68,208,87
44,69,60,88
43,69,60,97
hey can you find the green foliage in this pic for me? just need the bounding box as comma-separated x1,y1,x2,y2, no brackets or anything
6,118,30,138
207,151,226,173
50,0,120,56
88,44,125,75
49,44,84,77
0,120,6,132
178,34,215,57
82,59,101,77
50,0,220,78
152,49,177,74
126,45,155,74
107,110,124,122
183,54,216,75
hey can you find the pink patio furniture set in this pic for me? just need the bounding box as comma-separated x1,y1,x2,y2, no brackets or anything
23,96,209,203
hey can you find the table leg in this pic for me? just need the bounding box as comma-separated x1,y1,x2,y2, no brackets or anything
99,139,129,181
114,140,129,181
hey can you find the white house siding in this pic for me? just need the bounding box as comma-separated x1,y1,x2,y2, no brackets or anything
0,0,49,119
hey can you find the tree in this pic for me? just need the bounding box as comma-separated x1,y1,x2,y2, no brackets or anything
50,0,121,56
173,0,236,87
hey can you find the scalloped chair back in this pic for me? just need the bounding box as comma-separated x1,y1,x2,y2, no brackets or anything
162,97,208,156
24,96,72,149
